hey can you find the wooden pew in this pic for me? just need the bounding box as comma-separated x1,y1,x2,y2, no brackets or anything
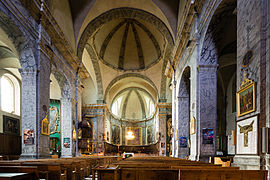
21,161,62,180
178,169,268,180
0,166,39,180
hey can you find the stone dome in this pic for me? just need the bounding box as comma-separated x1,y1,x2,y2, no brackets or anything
93,18,165,71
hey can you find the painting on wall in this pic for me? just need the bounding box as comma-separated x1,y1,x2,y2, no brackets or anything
24,129,34,145
147,125,154,144
126,127,142,145
236,115,257,155
49,100,61,153
202,128,214,144
3,115,19,135
166,117,172,156
190,116,195,135
41,115,49,135
237,76,255,117
111,125,120,144
179,137,188,148
63,138,70,148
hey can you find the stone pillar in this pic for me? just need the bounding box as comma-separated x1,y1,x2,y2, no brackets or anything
61,83,72,157
39,55,51,158
178,79,190,158
198,64,218,162
19,67,37,159
158,103,172,156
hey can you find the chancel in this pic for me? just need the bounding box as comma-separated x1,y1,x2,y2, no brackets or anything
0,0,269,179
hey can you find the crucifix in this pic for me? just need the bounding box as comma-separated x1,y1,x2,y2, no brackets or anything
238,120,254,147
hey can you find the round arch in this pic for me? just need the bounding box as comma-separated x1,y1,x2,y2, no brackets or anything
104,73,159,104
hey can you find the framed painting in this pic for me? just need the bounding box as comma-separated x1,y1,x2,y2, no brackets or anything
41,115,49,135
236,115,258,155
3,115,19,135
237,81,255,117
24,129,34,145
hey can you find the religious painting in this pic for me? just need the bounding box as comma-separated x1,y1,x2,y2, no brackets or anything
179,137,188,148
49,100,61,153
147,125,154,144
236,115,257,155
126,127,142,145
166,117,172,156
49,100,61,134
202,128,214,144
190,116,195,135
24,129,34,145
41,115,49,135
3,115,19,135
63,138,70,148
237,78,255,117
111,125,120,144
161,142,165,148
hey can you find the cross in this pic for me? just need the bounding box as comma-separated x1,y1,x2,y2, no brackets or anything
238,120,254,147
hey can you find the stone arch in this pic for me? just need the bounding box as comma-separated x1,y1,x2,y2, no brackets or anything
51,69,73,157
0,11,36,68
77,7,174,60
84,43,103,102
104,73,159,103
177,66,190,158
197,0,236,161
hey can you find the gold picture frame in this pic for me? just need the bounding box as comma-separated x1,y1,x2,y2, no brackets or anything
236,75,255,117
42,115,50,135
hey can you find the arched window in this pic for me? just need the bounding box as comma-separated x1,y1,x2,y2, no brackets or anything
0,73,20,115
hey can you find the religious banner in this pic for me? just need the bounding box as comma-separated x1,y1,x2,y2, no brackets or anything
236,115,257,154
179,137,188,148
63,138,70,148
202,128,214,144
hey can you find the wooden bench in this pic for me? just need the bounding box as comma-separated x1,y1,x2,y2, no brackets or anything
178,169,267,180
0,166,39,180
0,172,35,180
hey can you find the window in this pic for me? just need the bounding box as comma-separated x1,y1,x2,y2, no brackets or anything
0,73,20,115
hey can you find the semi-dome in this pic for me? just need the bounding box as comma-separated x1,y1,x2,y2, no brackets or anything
93,18,165,71
111,87,155,120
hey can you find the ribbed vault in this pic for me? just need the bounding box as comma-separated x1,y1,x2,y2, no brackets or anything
93,18,165,71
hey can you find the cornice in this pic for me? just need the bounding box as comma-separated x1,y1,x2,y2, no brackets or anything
165,0,206,78
19,0,89,79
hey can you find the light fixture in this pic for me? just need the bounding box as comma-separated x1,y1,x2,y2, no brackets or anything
126,131,135,140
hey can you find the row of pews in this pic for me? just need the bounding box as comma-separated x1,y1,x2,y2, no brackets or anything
93,156,268,180
0,156,118,180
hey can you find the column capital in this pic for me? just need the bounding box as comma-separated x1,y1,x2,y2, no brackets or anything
198,64,218,72
19,67,37,76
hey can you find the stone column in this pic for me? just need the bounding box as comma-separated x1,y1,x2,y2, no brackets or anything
61,83,72,157
19,67,37,159
158,103,172,156
39,55,51,158
198,64,218,162
178,80,190,158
